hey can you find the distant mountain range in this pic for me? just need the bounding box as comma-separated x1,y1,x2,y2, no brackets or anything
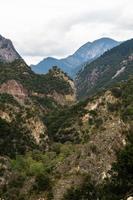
31,38,121,77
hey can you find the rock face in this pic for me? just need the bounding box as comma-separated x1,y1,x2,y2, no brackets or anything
0,35,21,63
127,197,133,200
0,80,28,102
0,156,11,189
26,116,47,144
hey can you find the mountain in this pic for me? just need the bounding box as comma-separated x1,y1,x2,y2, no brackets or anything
31,38,120,77
0,35,21,62
44,77,133,200
0,35,76,158
31,57,72,75
0,35,132,200
76,38,133,99
0,59,76,157
1,75,132,200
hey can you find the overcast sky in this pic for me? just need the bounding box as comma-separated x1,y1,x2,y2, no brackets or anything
0,0,133,64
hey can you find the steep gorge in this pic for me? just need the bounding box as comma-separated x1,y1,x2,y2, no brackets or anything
0,35,133,200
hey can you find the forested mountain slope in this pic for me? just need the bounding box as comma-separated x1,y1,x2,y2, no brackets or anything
76,39,133,99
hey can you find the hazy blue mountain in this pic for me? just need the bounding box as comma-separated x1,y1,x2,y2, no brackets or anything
31,38,121,77
31,57,72,75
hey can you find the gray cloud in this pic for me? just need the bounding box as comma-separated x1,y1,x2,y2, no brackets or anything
0,0,133,64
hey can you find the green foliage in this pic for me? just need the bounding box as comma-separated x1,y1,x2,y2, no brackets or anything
77,39,133,99
0,55,132,200
11,144,76,177
100,78,133,199
63,176,97,200
111,87,122,98
0,118,37,158
120,78,133,120
0,93,20,107
0,60,72,96
1,173,27,200
107,102,121,112
89,109,97,116
33,173,52,192
100,134,133,200
98,78,133,199
1,145,77,199
90,144,98,154
32,96,60,111
44,100,88,143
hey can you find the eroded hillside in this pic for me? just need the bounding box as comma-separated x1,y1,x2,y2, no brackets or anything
0,60,76,157
0,35,132,200
0,77,132,200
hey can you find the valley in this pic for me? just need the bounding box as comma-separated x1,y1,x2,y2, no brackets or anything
0,34,132,200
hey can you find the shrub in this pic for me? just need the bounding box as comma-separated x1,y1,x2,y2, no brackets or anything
33,173,51,192
63,176,97,200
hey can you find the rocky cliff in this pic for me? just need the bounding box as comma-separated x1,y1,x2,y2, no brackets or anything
0,35,21,63
0,80,28,102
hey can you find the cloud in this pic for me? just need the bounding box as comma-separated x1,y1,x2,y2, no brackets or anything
0,0,133,64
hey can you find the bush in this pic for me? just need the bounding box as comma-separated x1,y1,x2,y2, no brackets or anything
111,87,122,98
63,176,97,200
100,133,133,199
33,173,52,192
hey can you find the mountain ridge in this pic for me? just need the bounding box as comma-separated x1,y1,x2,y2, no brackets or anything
76,38,133,99
31,37,120,77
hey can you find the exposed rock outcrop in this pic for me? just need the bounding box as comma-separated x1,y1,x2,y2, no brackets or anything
0,35,21,63
26,116,47,144
127,197,133,200
0,80,28,102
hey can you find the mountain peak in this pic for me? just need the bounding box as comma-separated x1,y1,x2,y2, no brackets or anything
94,37,117,41
0,34,21,63
44,57,58,61
32,37,120,77
92,37,119,45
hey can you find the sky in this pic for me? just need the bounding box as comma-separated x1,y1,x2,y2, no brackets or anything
0,0,133,64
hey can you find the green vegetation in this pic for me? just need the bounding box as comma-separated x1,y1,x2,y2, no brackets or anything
63,176,97,200
0,60,72,95
99,78,133,200
44,100,88,143
32,96,60,111
99,128,133,200
0,93,20,106
0,53,132,199
0,144,77,200
0,118,38,158
76,39,133,99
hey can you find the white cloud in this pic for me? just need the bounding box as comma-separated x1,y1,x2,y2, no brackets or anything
0,0,133,64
